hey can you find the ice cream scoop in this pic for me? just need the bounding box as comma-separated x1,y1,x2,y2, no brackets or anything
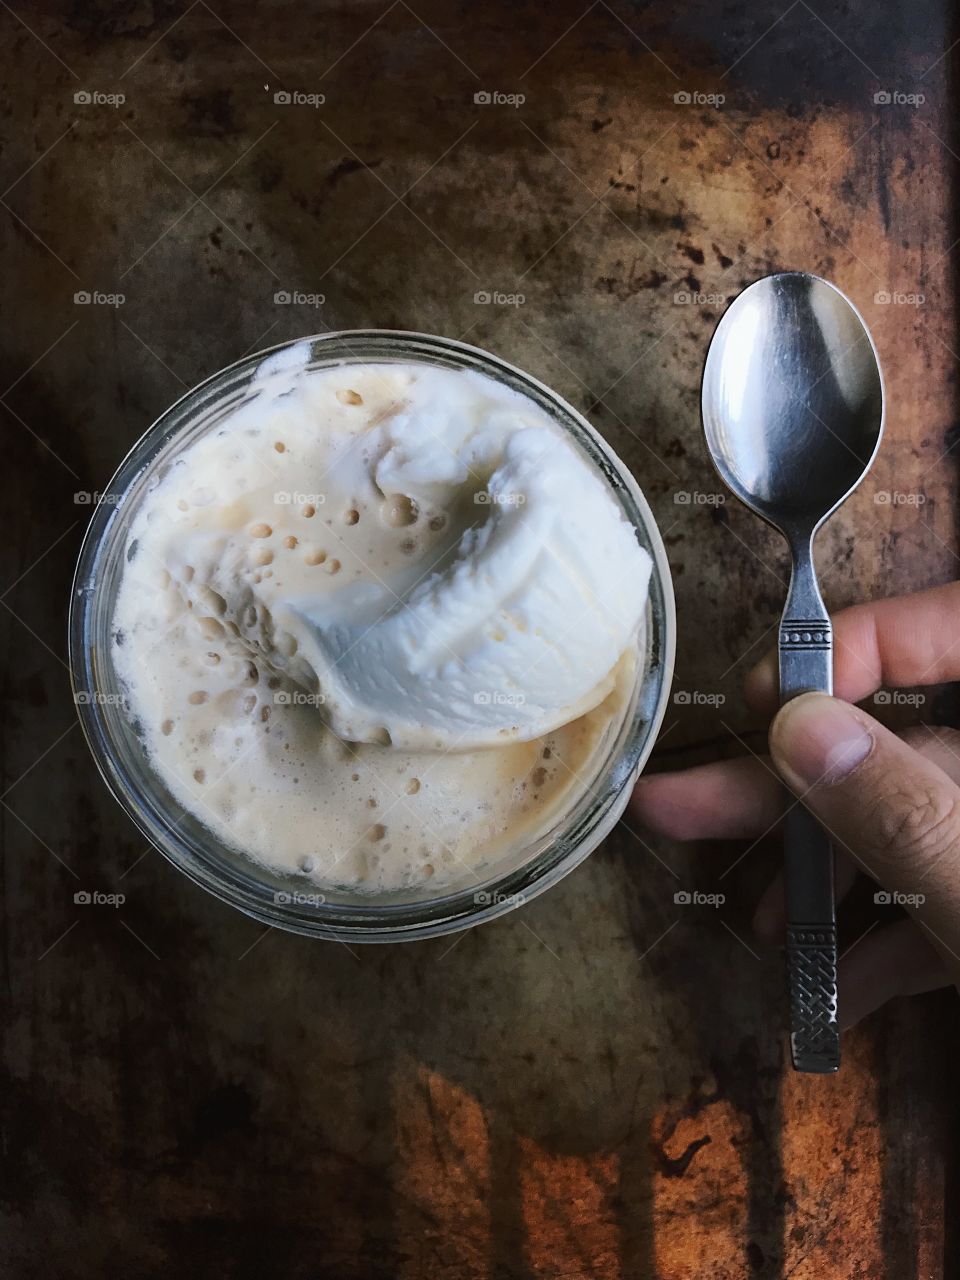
285,424,651,749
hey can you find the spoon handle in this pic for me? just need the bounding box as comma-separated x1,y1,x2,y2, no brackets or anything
780,548,840,1073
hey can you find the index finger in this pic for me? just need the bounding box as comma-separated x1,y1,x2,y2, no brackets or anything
745,580,960,715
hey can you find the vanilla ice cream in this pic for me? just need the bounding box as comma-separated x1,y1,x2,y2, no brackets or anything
112,348,651,891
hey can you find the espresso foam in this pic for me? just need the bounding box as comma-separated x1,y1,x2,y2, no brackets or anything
112,358,645,892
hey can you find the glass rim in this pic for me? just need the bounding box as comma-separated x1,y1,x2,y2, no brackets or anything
68,329,676,942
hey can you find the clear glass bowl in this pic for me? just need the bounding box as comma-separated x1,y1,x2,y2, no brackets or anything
69,331,676,941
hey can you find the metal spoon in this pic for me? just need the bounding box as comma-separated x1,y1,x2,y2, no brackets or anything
701,271,885,1073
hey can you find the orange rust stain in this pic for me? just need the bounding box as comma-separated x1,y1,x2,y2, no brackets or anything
651,1096,748,1279
780,1032,883,1277
393,1061,492,1279
518,1137,621,1279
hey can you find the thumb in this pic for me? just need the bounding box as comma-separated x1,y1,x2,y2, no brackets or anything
769,692,960,983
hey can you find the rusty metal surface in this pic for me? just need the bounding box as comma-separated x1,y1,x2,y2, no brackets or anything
2,2,959,1276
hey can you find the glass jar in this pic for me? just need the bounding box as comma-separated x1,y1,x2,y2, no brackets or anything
69,331,675,941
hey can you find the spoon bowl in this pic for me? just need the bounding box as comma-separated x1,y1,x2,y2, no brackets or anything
702,272,884,539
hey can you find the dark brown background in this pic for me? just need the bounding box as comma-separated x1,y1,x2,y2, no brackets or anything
2,2,958,1276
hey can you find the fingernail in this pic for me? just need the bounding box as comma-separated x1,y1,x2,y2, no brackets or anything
771,693,873,788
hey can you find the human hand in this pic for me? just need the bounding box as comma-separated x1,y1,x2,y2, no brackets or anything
631,582,960,1027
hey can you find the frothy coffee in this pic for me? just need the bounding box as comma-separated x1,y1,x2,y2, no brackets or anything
112,352,651,892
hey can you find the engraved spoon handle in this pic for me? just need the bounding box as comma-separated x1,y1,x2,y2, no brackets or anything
780,536,840,1073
